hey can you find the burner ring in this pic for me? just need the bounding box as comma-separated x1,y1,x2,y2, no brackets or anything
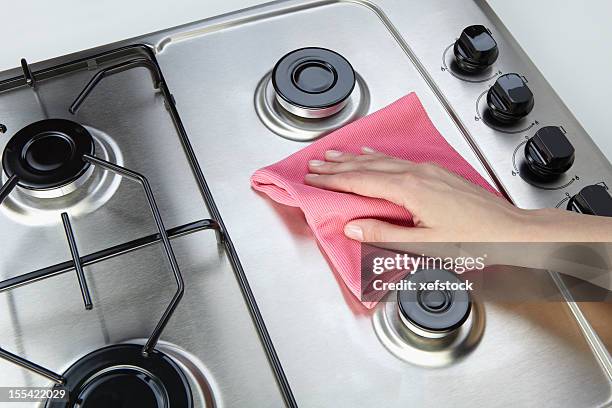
2,119,95,191
45,344,192,408
272,47,355,118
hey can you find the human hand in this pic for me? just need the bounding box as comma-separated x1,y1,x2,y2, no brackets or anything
304,147,612,242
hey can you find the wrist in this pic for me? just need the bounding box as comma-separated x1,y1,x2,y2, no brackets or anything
512,208,568,241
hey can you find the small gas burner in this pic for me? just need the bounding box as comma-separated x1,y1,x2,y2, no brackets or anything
2,119,95,198
272,47,355,119
397,269,471,339
45,344,192,408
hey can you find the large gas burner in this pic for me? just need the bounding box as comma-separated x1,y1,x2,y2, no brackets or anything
45,344,192,408
2,119,95,198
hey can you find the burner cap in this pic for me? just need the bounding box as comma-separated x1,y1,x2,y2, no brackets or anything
2,119,94,191
45,344,192,408
398,269,471,337
272,47,355,118
77,367,167,408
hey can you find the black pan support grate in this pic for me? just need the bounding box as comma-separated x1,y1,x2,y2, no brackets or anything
0,50,297,408
0,57,220,385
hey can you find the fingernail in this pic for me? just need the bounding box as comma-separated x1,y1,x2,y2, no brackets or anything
361,146,376,153
325,150,343,158
344,224,364,241
309,160,326,166
304,173,319,179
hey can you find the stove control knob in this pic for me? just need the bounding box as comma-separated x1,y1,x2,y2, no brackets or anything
524,126,575,179
453,25,499,73
567,185,612,217
487,73,534,123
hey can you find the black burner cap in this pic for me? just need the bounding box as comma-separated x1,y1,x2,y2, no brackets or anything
398,269,471,333
45,344,192,408
272,47,355,110
2,119,94,191
77,368,167,408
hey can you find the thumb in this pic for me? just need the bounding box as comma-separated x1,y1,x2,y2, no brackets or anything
344,219,430,242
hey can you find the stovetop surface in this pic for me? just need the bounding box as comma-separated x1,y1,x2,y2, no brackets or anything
152,0,611,407
0,0,611,407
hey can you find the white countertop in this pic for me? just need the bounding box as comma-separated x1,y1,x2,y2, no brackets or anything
486,0,612,161
0,0,263,71
3,0,611,159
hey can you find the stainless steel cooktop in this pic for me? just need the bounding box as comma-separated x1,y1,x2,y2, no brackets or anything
0,0,610,407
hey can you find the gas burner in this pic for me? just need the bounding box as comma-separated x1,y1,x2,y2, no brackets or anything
45,344,192,408
397,269,471,339
373,269,484,368
0,125,123,225
2,119,95,198
272,47,355,119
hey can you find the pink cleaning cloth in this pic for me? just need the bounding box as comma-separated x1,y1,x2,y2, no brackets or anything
250,93,500,307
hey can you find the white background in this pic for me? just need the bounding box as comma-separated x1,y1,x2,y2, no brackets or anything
1,0,610,159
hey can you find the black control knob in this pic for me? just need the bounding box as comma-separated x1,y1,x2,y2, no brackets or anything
453,25,499,73
567,185,612,217
524,126,575,179
487,73,534,123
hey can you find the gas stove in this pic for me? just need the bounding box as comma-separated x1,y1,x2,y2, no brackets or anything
0,0,610,407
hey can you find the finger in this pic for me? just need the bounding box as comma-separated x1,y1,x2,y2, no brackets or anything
323,148,387,163
308,157,414,175
344,219,433,242
323,150,358,162
304,171,408,206
360,146,392,157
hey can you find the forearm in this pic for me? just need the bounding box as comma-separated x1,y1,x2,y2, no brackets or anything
515,208,612,242
484,209,612,290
